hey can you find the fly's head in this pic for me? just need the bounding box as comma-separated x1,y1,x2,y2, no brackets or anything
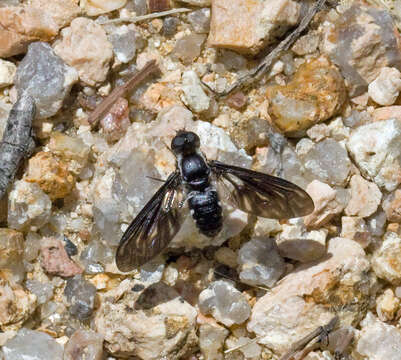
171,131,200,156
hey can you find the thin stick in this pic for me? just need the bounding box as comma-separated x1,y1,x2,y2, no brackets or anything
99,8,191,25
87,60,159,125
212,0,327,97
279,316,339,360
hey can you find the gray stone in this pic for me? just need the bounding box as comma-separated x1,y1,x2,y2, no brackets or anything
162,17,179,37
15,42,78,119
108,26,142,63
172,34,206,64
303,138,351,186
64,275,97,320
25,280,53,305
238,237,285,287
198,280,251,326
2,328,63,360
188,8,210,34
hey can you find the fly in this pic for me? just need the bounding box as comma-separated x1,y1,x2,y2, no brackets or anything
116,131,314,271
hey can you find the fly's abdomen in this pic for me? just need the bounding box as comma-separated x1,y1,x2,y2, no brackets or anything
188,187,223,237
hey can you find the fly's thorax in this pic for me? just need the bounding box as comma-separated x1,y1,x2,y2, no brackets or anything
177,151,210,191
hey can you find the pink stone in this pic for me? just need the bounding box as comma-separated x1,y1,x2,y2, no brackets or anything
100,97,130,142
40,237,82,277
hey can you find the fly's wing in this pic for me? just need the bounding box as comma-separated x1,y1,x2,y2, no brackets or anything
210,160,314,219
116,171,187,271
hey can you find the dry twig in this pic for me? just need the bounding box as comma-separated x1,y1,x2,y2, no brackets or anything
99,8,191,25
87,60,159,125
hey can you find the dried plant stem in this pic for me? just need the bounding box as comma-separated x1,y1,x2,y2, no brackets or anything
213,0,328,97
87,60,159,125
100,8,191,25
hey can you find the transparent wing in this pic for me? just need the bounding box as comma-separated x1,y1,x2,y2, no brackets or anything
116,171,187,271
210,160,314,219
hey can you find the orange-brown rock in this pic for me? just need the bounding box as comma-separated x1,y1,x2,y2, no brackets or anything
0,6,58,58
266,56,346,136
25,151,75,200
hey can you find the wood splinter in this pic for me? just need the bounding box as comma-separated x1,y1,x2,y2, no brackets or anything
87,60,160,126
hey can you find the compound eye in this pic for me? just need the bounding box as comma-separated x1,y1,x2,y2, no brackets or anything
171,135,185,153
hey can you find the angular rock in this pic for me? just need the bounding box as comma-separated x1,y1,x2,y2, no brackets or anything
64,274,97,320
8,180,52,231
321,4,401,96
172,34,206,65
267,56,345,136
356,312,401,360
40,237,83,278
199,323,228,360
0,60,16,88
0,6,58,58
238,237,285,287
208,0,301,54
30,0,80,28
15,42,78,119
376,289,399,322
64,329,104,360
248,237,372,355
181,70,210,113
198,280,251,327
95,282,197,359
25,151,75,200
368,67,401,106
292,31,320,56
345,175,382,218
2,328,63,360
54,17,113,86
372,106,401,122
277,223,327,263
341,216,371,248
81,0,126,16
302,139,351,187
382,189,401,222
347,119,401,191
188,8,210,34
108,25,140,64
304,180,348,229
0,229,24,284
25,279,53,305
0,280,36,331
48,132,90,175
372,231,401,284
139,82,181,113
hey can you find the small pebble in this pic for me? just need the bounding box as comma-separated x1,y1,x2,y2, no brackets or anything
368,67,401,105
198,280,251,327
64,274,97,320
238,237,285,287
172,34,206,65
2,328,63,360
64,329,104,360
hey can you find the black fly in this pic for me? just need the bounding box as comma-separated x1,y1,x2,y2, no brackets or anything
116,131,314,271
